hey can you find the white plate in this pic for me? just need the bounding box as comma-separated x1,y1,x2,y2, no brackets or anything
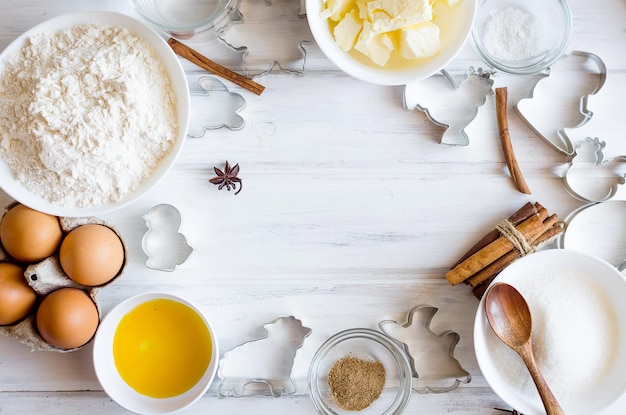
0,11,190,217
474,249,626,415
560,201,626,269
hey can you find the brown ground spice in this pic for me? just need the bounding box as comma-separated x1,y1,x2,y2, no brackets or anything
327,355,386,411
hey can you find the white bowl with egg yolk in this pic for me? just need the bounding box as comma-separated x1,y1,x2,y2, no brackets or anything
306,0,477,85
93,293,219,415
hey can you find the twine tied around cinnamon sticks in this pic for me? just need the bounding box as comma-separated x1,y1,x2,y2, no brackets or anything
445,202,564,299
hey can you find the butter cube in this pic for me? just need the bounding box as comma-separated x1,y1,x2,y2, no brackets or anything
367,0,432,33
354,21,396,66
333,10,363,51
398,21,441,59
355,0,369,20
321,0,355,21
438,0,461,6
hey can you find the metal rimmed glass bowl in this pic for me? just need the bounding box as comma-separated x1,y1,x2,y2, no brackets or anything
130,0,234,38
470,0,572,75
308,328,413,415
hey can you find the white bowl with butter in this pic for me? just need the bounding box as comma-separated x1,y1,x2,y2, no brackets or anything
306,0,477,85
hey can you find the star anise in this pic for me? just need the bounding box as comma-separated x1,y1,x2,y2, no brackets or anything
209,161,242,195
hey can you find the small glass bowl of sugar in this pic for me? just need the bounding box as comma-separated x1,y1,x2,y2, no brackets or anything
470,0,572,75
130,0,235,39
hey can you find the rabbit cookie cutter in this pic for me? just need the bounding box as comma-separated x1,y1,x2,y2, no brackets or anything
379,305,471,393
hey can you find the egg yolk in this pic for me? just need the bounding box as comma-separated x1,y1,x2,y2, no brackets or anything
113,299,212,398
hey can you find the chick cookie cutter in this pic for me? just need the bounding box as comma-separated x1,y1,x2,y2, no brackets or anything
141,204,193,271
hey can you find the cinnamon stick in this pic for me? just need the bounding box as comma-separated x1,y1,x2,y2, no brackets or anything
465,214,560,287
496,87,531,194
167,38,266,96
452,202,537,268
445,214,546,285
470,222,565,298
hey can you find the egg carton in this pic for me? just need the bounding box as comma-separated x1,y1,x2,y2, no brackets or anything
0,203,127,352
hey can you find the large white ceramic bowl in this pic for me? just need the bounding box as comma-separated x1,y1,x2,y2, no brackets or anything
474,249,626,415
93,293,219,415
306,0,477,85
0,11,189,217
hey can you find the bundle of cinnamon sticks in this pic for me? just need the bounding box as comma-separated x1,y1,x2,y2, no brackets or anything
445,202,564,299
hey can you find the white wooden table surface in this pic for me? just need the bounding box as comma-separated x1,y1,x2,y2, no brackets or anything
0,0,625,414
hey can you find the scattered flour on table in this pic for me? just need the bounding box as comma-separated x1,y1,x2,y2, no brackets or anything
0,23,178,207
482,7,539,61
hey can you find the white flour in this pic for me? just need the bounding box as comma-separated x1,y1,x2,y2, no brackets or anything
0,24,178,208
482,7,539,61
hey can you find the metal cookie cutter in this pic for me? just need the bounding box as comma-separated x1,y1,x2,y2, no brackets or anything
218,0,312,76
187,74,246,136
515,51,607,156
403,67,494,146
379,305,471,393
562,137,626,203
141,204,193,271
217,316,312,397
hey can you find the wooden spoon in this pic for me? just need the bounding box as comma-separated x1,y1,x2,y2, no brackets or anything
485,282,565,415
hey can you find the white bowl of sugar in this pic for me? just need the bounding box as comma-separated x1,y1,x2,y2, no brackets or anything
470,0,572,75
474,249,626,415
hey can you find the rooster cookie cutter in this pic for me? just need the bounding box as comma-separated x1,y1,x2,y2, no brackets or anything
403,67,495,146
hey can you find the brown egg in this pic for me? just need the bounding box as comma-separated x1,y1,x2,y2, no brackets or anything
59,224,124,286
36,287,99,349
0,204,63,263
0,262,37,325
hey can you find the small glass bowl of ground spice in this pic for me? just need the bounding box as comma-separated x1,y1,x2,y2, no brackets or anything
308,328,413,415
470,0,572,75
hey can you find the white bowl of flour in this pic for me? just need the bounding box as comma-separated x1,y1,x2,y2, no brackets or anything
0,11,189,217
474,249,626,415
